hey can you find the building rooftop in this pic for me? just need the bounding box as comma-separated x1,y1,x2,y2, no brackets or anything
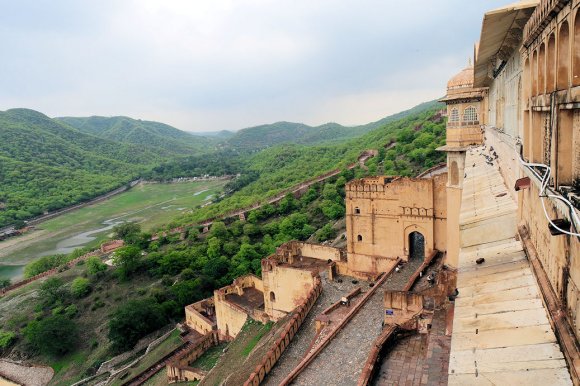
225,287,265,314
447,66,474,90
448,146,572,385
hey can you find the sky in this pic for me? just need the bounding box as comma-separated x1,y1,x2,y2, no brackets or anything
0,0,509,132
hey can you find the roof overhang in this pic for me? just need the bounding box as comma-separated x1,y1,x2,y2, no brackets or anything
474,1,538,87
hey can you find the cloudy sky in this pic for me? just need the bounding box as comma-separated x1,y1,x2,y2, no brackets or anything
0,0,508,132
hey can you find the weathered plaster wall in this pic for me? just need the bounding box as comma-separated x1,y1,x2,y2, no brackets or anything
185,298,216,335
345,174,447,274
261,260,318,320
298,242,343,261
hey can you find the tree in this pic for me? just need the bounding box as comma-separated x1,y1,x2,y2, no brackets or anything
209,221,229,240
316,223,337,242
113,246,141,280
113,222,141,244
108,299,167,352
70,277,90,298
39,277,67,305
0,279,11,289
278,194,297,214
320,200,345,220
86,256,107,276
206,237,222,259
24,315,78,356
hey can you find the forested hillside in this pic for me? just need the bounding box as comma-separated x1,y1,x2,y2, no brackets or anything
58,115,216,156
221,99,442,150
0,109,195,228
169,101,446,227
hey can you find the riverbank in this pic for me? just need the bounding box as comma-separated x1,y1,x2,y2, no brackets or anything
0,180,226,281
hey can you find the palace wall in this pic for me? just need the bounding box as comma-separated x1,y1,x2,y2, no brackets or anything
344,174,447,274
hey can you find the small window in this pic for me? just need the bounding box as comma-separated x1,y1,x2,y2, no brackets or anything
270,291,276,302
357,235,363,242
354,207,360,214
463,106,478,124
449,108,459,122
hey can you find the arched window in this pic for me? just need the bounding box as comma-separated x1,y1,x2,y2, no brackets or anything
449,108,459,123
538,43,546,93
463,106,478,124
270,291,276,302
546,34,556,92
558,21,570,89
357,235,363,242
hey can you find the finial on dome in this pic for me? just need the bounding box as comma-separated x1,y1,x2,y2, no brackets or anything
468,57,472,67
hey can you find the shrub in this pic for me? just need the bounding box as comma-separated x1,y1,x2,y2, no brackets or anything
86,256,107,276
24,315,78,356
71,278,91,298
0,330,16,349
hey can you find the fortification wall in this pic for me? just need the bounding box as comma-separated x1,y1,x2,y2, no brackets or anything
185,298,216,335
345,175,447,273
261,259,319,321
243,277,322,386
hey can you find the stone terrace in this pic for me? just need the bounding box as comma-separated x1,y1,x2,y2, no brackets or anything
263,272,363,385
448,147,572,385
289,258,423,386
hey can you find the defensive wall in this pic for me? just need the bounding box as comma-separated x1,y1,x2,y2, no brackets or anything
185,298,217,335
243,277,322,386
214,274,267,339
345,173,447,275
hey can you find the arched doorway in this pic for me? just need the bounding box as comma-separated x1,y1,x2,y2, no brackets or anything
408,231,425,260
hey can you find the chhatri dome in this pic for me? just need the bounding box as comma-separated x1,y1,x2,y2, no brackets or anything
447,65,474,91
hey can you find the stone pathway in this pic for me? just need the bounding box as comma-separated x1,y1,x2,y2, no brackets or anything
264,272,363,386
291,258,424,386
374,307,451,386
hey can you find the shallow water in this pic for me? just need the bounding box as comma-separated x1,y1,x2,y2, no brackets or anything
0,264,24,281
39,219,124,257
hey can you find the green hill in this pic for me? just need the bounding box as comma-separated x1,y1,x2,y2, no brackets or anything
222,99,442,149
170,100,446,226
0,109,198,227
57,115,216,156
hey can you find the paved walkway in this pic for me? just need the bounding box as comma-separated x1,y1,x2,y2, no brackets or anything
448,147,572,385
290,258,424,386
264,273,365,385
374,307,451,386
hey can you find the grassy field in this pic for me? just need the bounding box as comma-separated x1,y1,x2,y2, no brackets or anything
0,180,226,280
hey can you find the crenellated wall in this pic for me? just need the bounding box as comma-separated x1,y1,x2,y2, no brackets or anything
344,174,447,274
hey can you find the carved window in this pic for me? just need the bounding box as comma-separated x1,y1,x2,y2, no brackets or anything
357,235,363,242
463,106,478,124
449,108,459,123
270,291,276,302
354,207,360,214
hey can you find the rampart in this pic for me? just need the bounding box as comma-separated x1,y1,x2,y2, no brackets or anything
185,298,217,335
243,277,322,386
166,332,219,384
214,274,267,339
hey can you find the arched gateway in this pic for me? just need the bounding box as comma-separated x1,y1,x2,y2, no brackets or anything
408,231,425,260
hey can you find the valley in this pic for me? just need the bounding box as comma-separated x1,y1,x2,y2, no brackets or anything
0,180,226,281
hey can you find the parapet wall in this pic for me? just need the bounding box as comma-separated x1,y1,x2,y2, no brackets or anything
243,277,322,386
185,298,217,335
167,332,218,384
